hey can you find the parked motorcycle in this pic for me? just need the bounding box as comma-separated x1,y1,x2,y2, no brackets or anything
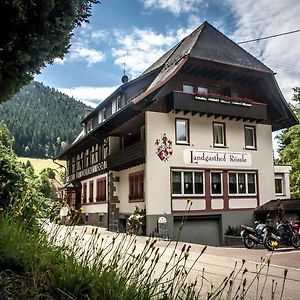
263,219,300,251
240,220,267,249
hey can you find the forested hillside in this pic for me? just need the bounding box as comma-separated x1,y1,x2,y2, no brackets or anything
0,81,92,158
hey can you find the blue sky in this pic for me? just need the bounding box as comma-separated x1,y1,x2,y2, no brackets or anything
36,0,300,110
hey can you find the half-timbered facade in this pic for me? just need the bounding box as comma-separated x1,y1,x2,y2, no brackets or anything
56,22,297,246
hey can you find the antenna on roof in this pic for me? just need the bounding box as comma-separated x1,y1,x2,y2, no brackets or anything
121,63,129,84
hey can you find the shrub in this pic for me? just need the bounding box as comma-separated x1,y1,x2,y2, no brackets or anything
225,225,241,236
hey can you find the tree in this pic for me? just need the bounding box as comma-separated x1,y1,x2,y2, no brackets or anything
276,87,300,198
0,0,99,103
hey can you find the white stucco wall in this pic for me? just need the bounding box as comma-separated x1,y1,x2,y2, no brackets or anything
117,164,146,214
145,111,275,215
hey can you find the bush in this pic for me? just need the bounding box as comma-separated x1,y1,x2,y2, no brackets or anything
225,225,241,236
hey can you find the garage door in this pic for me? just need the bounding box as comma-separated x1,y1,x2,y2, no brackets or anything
174,216,221,246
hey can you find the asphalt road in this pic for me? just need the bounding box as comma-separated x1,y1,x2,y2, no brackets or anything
45,223,300,299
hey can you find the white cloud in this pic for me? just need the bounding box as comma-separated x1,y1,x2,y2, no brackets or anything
225,0,300,102
69,43,105,66
91,29,109,42
53,43,105,67
57,86,118,107
112,16,203,77
142,0,204,16
112,27,176,76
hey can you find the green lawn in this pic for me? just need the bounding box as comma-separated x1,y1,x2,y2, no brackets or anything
18,157,66,174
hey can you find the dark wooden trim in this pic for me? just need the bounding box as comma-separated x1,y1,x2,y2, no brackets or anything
171,196,206,199
107,141,145,171
172,207,255,214
82,183,87,204
82,201,107,206
205,170,212,210
223,170,229,210
175,117,190,145
244,125,257,150
168,91,268,123
129,199,145,203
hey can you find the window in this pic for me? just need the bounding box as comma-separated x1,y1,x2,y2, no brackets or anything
245,126,256,149
197,86,208,94
213,123,225,147
112,99,117,114
98,108,106,123
129,172,144,201
172,171,204,196
275,174,284,195
183,84,194,93
96,178,106,201
87,119,93,132
117,95,123,110
176,119,189,144
209,85,221,94
89,181,94,202
228,172,257,195
211,172,222,195
82,183,87,204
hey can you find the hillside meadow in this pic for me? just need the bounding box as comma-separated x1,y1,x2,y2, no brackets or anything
18,157,66,174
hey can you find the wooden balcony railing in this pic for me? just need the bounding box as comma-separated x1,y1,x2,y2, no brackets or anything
168,91,268,122
107,141,145,171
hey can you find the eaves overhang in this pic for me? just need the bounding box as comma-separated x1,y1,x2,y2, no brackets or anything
56,101,140,160
80,68,161,124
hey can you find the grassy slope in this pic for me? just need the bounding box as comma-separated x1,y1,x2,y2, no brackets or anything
18,157,66,174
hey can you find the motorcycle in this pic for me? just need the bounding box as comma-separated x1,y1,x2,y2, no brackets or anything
263,219,300,251
240,220,268,249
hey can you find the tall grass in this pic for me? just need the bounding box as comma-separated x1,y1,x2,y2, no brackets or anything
0,208,289,299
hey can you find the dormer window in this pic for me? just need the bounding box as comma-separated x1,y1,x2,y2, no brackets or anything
117,95,122,110
87,119,93,132
197,86,208,94
98,108,106,124
112,99,117,114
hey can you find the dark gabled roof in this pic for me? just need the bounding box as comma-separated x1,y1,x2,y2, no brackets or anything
189,22,273,73
143,21,273,78
255,199,300,214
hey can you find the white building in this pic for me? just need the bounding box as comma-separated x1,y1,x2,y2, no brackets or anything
57,22,297,246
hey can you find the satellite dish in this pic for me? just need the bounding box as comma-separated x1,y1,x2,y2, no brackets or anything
121,74,128,84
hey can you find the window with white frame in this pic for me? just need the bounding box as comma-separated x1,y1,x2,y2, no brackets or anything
228,172,256,195
172,171,204,196
197,86,208,94
112,99,117,114
183,84,194,93
98,108,106,123
213,123,225,147
176,119,189,144
275,174,284,195
117,95,123,110
245,126,256,149
211,172,222,195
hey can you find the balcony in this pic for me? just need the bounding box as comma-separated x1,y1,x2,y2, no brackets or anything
167,91,268,122
107,141,145,171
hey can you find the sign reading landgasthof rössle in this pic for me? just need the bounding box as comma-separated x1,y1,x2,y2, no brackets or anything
183,149,252,167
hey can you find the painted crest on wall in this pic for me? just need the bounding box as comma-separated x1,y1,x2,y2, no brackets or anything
155,134,173,162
